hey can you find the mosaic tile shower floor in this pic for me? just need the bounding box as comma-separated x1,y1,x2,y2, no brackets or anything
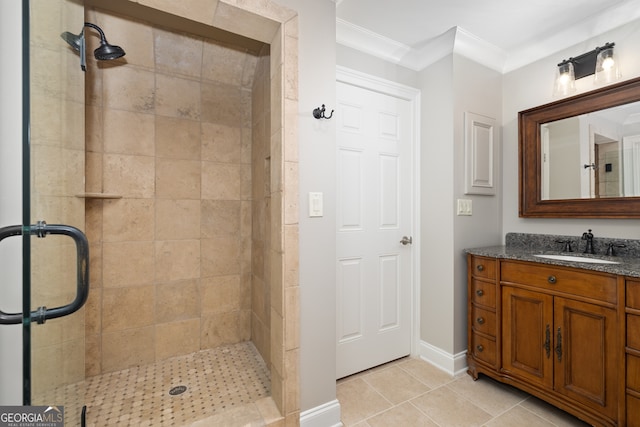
39,342,271,426
87,342,270,426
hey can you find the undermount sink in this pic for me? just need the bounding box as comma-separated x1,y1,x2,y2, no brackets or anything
533,254,620,264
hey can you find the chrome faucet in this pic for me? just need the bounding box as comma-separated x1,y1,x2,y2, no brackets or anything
582,229,595,254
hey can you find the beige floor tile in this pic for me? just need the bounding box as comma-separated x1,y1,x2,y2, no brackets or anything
364,365,431,404
397,357,455,388
337,377,392,426
410,386,493,427
367,402,439,427
446,374,528,416
519,397,591,427
337,358,600,427
484,405,556,427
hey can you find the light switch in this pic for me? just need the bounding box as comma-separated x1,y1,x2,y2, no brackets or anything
457,199,472,216
309,192,323,217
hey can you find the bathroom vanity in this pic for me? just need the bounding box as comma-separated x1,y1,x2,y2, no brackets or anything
466,234,640,427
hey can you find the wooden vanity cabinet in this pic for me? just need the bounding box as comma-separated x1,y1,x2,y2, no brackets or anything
626,280,640,426
467,255,622,427
467,256,498,369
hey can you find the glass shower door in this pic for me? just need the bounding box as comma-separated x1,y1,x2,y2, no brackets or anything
7,0,87,423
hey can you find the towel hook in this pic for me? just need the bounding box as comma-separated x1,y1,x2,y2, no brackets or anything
313,104,334,120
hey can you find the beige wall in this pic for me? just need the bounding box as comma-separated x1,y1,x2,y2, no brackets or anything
83,7,260,375
251,44,272,366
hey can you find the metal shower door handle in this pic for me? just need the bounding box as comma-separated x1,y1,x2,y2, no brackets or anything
0,221,90,325
400,236,413,245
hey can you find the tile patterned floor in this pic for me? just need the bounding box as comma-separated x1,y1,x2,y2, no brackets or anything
35,342,271,426
84,342,271,426
337,357,592,427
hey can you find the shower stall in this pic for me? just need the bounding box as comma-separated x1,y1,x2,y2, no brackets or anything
0,0,299,425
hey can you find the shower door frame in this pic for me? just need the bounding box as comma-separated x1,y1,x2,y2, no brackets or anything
20,0,89,408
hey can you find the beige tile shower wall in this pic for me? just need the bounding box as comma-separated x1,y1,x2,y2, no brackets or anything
251,45,272,367
83,8,260,375
29,0,87,398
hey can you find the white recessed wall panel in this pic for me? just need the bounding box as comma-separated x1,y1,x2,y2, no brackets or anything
379,154,399,228
473,125,492,184
379,255,400,331
464,112,497,195
337,258,363,342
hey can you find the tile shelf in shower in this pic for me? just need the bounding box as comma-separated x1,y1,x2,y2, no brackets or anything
75,193,123,199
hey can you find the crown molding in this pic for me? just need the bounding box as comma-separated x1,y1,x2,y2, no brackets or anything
336,18,411,64
337,0,640,74
336,19,507,72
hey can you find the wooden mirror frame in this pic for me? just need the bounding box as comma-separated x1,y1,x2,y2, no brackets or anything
519,76,640,218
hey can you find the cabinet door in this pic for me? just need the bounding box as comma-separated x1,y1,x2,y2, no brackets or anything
554,297,617,419
502,286,554,388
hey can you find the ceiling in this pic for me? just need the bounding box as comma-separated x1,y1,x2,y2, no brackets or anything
335,0,640,73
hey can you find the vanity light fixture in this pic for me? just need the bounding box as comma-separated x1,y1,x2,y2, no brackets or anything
553,42,620,96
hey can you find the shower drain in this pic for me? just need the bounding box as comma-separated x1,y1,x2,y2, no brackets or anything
169,385,187,396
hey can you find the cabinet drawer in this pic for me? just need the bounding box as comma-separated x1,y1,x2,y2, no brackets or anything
472,306,496,336
628,394,640,427
471,256,496,280
629,354,640,392
501,261,617,304
470,333,496,366
472,279,496,309
629,314,640,350
628,280,640,309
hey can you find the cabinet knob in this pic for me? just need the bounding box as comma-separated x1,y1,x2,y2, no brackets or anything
476,264,484,272
476,289,484,297
547,275,557,284
476,317,485,325
476,345,484,352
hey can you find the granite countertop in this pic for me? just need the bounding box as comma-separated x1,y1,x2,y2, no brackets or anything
465,232,640,278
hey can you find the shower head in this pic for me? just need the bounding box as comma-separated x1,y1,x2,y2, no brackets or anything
84,23,126,60
60,22,125,69
60,30,83,52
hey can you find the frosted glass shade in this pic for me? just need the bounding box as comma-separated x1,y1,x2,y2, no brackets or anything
594,47,621,85
553,61,576,97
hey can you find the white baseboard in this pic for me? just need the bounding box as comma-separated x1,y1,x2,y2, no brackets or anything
419,340,468,376
300,399,342,427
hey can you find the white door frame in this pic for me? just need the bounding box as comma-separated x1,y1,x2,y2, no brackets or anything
336,66,421,357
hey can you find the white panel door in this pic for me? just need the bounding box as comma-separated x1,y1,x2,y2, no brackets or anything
336,79,414,379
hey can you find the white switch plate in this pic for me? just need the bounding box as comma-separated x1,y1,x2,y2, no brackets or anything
457,199,472,216
309,192,323,217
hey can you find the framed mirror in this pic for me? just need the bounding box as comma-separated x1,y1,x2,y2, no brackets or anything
519,76,640,218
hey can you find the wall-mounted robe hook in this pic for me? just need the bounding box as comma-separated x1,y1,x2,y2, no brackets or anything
313,104,334,119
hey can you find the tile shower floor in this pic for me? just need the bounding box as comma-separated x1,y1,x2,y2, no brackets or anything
83,342,271,426
338,357,592,427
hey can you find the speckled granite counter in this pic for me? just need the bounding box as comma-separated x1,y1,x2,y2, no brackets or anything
465,232,640,278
